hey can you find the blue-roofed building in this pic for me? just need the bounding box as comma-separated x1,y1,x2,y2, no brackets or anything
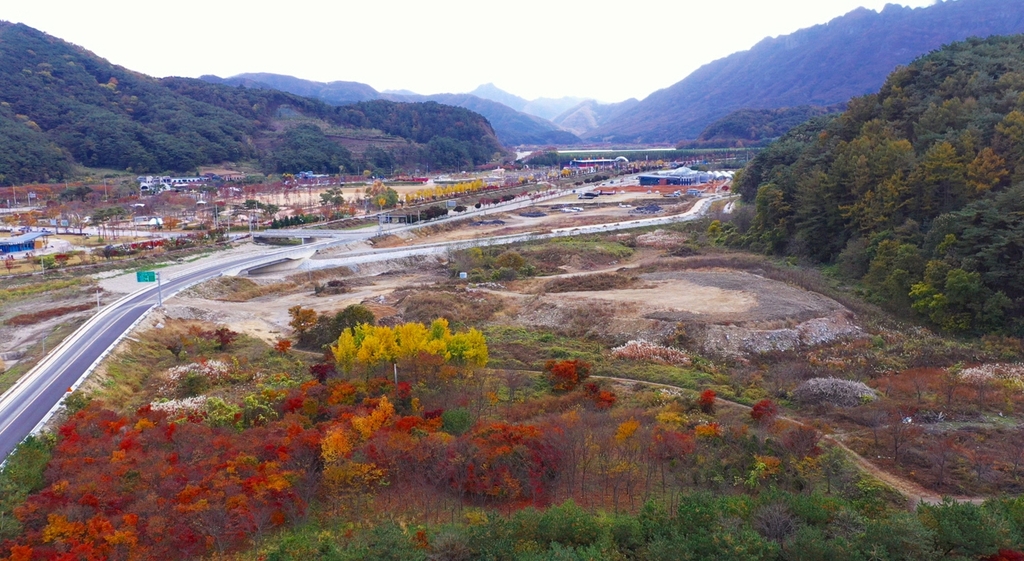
0,232,47,254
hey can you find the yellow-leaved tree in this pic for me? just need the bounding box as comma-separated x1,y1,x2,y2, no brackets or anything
329,318,488,385
332,330,357,375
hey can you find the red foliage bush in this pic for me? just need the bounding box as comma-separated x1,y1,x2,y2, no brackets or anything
582,382,617,410
698,389,717,414
7,404,318,560
309,362,336,383
545,359,591,392
750,399,779,425
447,422,562,503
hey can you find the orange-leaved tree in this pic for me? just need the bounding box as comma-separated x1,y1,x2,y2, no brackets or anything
544,359,591,392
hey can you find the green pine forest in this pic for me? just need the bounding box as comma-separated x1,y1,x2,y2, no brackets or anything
733,35,1024,336
0,22,506,185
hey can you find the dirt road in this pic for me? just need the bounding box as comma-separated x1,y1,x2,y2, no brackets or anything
592,375,986,508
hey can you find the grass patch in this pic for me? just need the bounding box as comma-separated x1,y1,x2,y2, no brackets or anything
483,325,734,399
516,236,634,273
285,265,353,284
483,326,605,370
0,278,87,305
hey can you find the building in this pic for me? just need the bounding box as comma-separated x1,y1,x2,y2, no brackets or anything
0,232,47,254
638,167,723,187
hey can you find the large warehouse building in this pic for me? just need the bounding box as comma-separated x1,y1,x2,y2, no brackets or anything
638,168,733,186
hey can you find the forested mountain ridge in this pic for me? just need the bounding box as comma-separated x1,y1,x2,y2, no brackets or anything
589,0,1024,144
201,73,581,146
0,21,257,182
201,72,379,105
679,105,844,148
732,35,1024,335
0,22,507,184
162,78,508,172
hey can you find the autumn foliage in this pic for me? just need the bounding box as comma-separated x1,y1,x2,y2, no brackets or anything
544,359,591,392
698,389,717,414
750,399,779,425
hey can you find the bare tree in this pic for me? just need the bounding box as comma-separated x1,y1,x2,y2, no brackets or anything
927,436,960,488
940,364,963,407
885,406,922,465
966,447,995,484
1003,426,1024,480
753,503,797,544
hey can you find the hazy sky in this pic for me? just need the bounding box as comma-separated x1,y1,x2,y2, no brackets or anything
3,0,937,103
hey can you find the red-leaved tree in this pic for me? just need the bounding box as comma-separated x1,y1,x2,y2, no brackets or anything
545,359,591,392
698,389,717,414
750,399,779,426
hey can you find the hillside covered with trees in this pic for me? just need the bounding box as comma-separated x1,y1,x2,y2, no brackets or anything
0,22,507,185
732,35,1024,335
678,105,843,148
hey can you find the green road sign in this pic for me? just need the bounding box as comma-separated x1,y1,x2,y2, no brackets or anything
136,271,156,282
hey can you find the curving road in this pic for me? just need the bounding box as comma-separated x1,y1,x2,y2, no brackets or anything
0,191,733,461
0,242,338,460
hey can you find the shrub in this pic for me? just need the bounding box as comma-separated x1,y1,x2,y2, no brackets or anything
793,378,877,407
750,399,778,425
698,389,716,414
492,267,518,281
545,359,591,392
442,408,473,435
178,371,210,398
494,251,525,270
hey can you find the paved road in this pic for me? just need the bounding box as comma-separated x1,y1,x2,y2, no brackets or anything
0,242,337,460
0,191,732,461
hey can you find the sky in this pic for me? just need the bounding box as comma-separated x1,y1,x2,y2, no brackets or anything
3,0,938,103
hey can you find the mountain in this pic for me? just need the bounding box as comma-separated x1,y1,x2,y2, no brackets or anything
0,21,506,183
202,73,379,105
0,21,257,181
382,88,419,96
469,83,529,111
734,34,1024,335
204,74,581,146
469,83,592,121
161,81,507,172
552,99,639,137
676,105,843,148
590,0,1024,144
385,92,581,146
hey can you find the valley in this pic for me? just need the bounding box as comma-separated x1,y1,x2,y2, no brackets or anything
4,1,1024,559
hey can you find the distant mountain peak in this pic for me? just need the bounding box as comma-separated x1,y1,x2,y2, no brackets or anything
469,83,529,111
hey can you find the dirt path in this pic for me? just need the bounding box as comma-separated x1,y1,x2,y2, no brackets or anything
592,375,987,507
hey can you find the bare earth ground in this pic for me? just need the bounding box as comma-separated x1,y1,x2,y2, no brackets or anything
376,195,695,246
